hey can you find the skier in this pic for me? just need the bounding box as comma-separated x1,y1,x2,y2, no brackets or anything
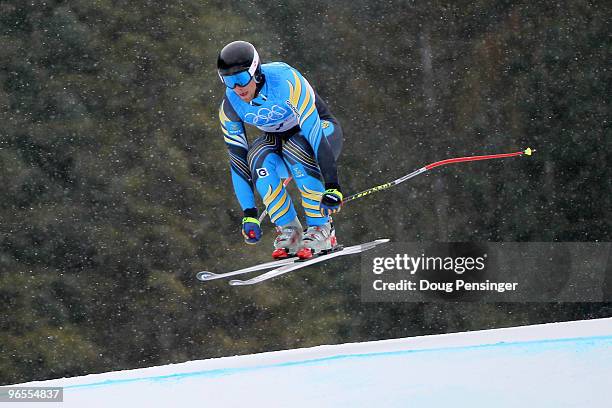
217,40,344,260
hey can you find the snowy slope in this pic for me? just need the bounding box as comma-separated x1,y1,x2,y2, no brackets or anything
15,318,612,407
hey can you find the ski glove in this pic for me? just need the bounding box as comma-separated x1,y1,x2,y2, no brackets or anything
241,216,262,244
320,188,343,216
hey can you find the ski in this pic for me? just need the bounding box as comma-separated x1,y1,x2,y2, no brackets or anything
196,245,346,281
228,239,390,286
196,257,297,281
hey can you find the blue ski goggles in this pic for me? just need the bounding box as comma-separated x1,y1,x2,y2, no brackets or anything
221,71,253,89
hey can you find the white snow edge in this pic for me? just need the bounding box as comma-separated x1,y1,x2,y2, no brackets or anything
18,317,612,387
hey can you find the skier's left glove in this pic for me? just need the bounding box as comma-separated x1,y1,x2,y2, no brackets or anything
241,209,262,244
320,186,343,216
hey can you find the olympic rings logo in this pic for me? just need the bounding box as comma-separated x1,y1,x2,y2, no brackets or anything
245,105,288,125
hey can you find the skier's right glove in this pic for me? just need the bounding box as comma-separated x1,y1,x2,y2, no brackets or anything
241,216,262,244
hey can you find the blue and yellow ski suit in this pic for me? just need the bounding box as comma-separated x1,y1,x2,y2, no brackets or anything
219,62,343,227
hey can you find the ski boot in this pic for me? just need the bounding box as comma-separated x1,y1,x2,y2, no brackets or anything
272,217,303,259
296,221,337,260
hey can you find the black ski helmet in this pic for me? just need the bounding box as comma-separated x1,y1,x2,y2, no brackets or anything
217,41,262,83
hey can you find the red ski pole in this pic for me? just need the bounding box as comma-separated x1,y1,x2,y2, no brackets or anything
343,147,534,204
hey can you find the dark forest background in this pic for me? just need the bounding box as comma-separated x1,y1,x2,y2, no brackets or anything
1,0,610,384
